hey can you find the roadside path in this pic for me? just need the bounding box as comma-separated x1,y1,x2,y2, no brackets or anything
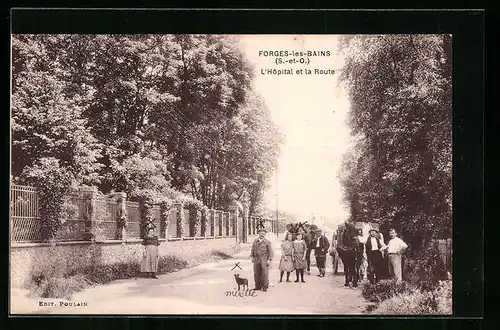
11,234,369,314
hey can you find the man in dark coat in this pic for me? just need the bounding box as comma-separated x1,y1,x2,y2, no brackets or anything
250,228,274,291
313,229,330,277
365,228,386,284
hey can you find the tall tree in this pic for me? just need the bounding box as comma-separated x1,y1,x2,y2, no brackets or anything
11,34,281,214
338,35,452,247
11,35,102,186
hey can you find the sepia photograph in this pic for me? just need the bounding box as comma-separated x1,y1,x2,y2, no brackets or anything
10,33,452,315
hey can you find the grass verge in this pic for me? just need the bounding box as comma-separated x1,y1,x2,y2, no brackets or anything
362,279,452,315
25,245,241,299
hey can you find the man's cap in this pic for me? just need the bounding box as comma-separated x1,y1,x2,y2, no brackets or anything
369,228,379,233
258,227,267,233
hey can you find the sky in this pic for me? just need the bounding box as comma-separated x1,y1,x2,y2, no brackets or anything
238,35,352,229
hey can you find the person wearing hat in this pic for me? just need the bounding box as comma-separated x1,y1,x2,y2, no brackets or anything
250,227,274,291
313,229,330,277
365,227,386,284
141,223,160,279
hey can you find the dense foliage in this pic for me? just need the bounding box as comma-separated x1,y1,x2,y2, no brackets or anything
362,279,452,314
337,35,452,248
11,34,282,238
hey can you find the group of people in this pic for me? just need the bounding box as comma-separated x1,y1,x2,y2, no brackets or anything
357,227,408,284
250,227,331,291
140,220,408,288
335,226,408,284
250,225,408,292
276,228,330,283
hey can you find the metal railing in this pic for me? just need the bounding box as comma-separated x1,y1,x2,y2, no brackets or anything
11,184,284,243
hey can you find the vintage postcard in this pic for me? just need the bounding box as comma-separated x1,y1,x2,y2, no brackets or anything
10,33,452,315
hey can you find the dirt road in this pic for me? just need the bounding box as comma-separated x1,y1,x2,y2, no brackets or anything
11,233,369,315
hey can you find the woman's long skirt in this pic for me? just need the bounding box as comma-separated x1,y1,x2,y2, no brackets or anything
141,245,159,273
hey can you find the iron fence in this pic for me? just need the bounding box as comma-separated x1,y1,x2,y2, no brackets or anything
11,184,283,243
125,201,141,239
10,185,42,242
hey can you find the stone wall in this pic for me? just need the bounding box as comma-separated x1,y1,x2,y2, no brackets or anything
10,237,240,288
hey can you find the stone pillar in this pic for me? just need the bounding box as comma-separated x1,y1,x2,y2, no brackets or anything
174,203,184,238
217,210,223,237
242,207,249,243
224,212,231,237
214,210,219,237
202,208,209,238
160,203,170,239
196,209,202,237
210,209,216,237
216,209,220,237
114,192,127,240
80,186,97,241
229,206,239,243
188,206,197,237
224,212,229,237
219,211,224,237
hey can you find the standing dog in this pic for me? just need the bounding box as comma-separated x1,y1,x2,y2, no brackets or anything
234,274,249,291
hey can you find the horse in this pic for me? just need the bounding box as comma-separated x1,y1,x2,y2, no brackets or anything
285,222,318,242
336,222,361,287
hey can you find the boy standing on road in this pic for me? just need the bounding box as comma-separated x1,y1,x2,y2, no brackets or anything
250,228,274,291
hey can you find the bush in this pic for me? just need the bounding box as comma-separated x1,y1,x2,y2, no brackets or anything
22,158,73,240
404,244,448,291
211,250,233,260
25,240,242,299
433,280,452,314
361,241,452,314
370,280,452,315
25,250,234,299
371,288,436,314
362,279,415,303
157,255,188,273
81,262,142,284
26,256,187,299
27,273,90,299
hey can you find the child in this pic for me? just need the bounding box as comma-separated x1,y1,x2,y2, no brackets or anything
279,232,295,282
293,232,308,282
